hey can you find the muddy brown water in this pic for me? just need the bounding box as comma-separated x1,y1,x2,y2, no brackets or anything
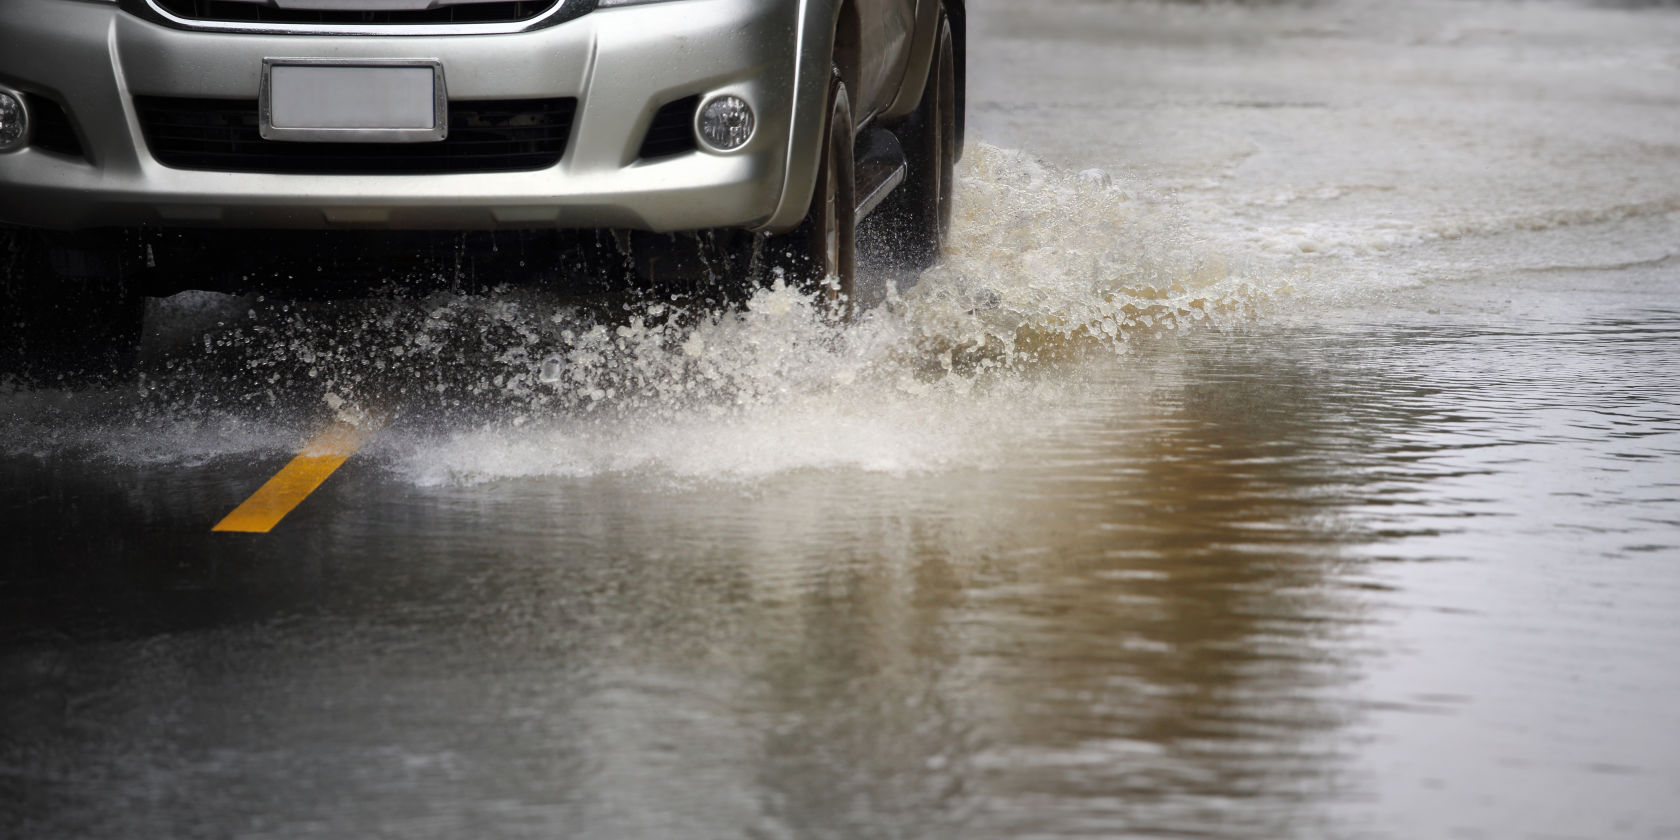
4,0,1680,837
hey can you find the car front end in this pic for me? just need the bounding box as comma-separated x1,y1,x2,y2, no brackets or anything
0,0,830,234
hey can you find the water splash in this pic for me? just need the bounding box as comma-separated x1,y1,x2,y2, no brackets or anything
393,145,1287,484
0,145,1291,483
895,144,1282,370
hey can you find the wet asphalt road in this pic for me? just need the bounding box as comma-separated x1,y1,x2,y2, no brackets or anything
6,0,1680,838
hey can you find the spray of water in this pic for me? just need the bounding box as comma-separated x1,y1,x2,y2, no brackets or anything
0,145,1289,483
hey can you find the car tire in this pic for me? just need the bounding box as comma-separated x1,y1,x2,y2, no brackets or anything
1,228,144,385
877,7,956,271
764,66,856,321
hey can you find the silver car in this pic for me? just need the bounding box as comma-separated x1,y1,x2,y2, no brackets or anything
0,0,964,379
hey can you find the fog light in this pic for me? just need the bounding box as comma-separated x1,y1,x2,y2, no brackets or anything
696,95,754,152
0,91,27,153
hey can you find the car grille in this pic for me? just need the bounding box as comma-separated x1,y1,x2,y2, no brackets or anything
135,97,577,175
148,0,560,25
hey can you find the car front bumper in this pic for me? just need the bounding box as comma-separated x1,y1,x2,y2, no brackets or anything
0,0,819,233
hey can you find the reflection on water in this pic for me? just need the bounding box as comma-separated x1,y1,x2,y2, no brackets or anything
6,288,1676,838
6,0,1680,832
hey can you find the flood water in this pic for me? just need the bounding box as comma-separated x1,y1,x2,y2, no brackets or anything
4,1,1680,838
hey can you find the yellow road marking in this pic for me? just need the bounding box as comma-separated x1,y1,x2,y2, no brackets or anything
213,421,375,534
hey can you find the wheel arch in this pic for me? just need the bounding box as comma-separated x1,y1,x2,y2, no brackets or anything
760,0,857,233
882,0,965,127
833,0,863,115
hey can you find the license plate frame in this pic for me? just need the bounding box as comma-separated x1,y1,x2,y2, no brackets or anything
260,58,447,143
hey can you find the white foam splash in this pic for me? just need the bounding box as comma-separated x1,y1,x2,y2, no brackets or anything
386,145,1286,485
1,145,1289,484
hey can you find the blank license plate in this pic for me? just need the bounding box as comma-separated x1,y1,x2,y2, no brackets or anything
263,62,444,143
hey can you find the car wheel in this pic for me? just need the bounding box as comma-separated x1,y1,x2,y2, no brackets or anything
766,67,856,321
1,228,144,385
878,7,956,271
